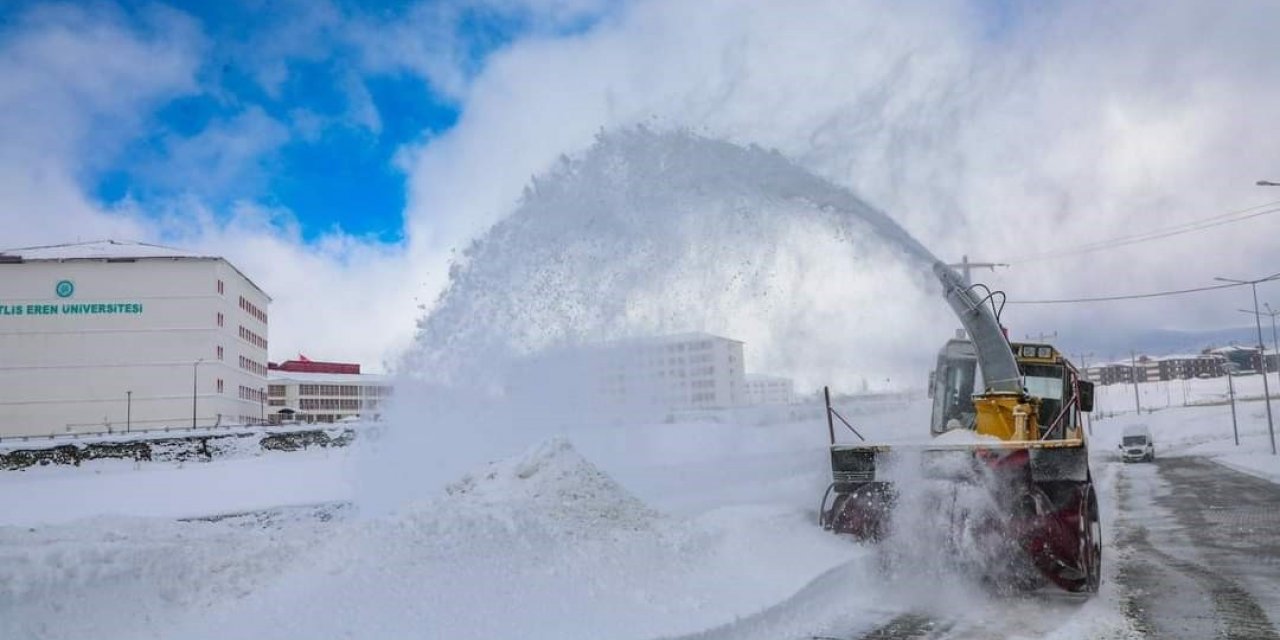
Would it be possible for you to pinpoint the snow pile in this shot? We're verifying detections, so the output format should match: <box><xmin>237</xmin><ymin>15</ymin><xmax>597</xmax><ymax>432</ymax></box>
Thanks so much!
<box><xmin>0</xmin><ymin>515</ymin><xmax>318</xmax><ymax>640</ymax></box>
<box><xmin>0</xmin><ymin>437</ymin><xmax>859</xmax><ymax>640</ymax></box>
<box><xmin>441</xmin><ymin>436</ymin><xmax>659</xmax><ymax>531</ymax></box>
<box><xmin>1211</xmin><ymin>450</ymin><xmax>1280</xmax><ymax>482</ymax></box>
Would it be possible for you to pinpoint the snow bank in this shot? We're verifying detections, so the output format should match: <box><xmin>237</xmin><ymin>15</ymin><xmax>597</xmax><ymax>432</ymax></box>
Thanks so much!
<box><xmin>1207</xmin><ymin>452</ymin><xmax>1280</xmax><ymax>483</ymax></box>
<box><xmin>0</xmin><ymin>447</ymin><xmax>356</xmax><ymax>526</ymax></box>
<box><xmin>169</xmin><ymin>437</ymin><xmax>860</xmax><ymax>640</ymax></box>
<box><xmin>3</xmin><ymin>437</ymin><xmax>860</xmax><ymax>640</ymax></box>
<box><xmin>442</xmin><ymin>436</ymin><xmax>657</xmax><ymax>529</ymax></box>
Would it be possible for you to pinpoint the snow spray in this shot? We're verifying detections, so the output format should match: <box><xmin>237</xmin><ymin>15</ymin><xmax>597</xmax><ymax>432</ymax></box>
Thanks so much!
<box><xmin>360</xmin><ymin>128</ymin><xmax>952</xmax><ymax>512</ymax></box>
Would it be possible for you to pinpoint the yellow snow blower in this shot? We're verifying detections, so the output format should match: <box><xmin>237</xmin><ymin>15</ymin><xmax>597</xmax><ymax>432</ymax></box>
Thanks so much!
<box><xmin>819</xmin><ymin>263</ymin><xmax>1101</xmax><ymax>593</ymax></box>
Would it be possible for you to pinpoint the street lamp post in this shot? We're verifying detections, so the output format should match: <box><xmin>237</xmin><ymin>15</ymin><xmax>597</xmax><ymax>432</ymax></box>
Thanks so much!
<box><xmin>1266</xmin><ymin>303</ymin><xmax>1279</xmax><ymax>380</ymax></box>
<box><xmin>1216</xmin><ymin>273</ymin><xmax>1280</xmax><ymax>455</ymax></box>
<box><xmin>126</xmin><ymin>390</ymin><xmax>132</xmax><ymax>432</ymax></box>
<box><xmin>1239</xmin><ymin>304</ymin><xmax>1280</xmax><ymax>385</ymax></box>
<box><xmin>1226</xmin><ymin>364</ymin><xmax>1240</xmax><ymax>446</ymax></box>
<box><xmin>192</xmin><ymin>359</ymin><xmax>203</xmax><ymax>430</ymax></box>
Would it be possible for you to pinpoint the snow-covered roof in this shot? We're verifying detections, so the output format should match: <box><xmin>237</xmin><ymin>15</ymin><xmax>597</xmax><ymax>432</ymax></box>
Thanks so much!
<box><xmin>1088</xmin><ymin>352</ymin><xmax>1227</xmax><ymax>369</ymax></box>
<box><xmin>268</xmin><ymin>371</ymin><xmax>390</xmax><ymax>384</ymax></box>
<box><xmin>1</xmin><ymin>239</ymin><xmax>271</xmax><ymax>301</ymax></box>
<box><xmin>0</xmin><ymin>239</ymin><xmax>212</xmax><ymax>261</ymax></box>
<box><xmin>1158</xmin><ymin>353</ymin><xmax>1225</xmax><ymax>361</ymax></box>
<box><xmin>1209</xmin><ymin>345</ymin><xmax>1258</xmax><ymax>354</ymax></box>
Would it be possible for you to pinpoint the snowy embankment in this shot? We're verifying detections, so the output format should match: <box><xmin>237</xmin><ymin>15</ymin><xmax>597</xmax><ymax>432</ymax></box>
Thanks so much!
<box><xmin>1092</xmin><ymin>373</ymin><xmax>1280</xmax><ymax>483</ymax></box>
<box><xmin>0</xmin><ymin>396</ymin><xmax>1148</xmax><ymax>639</ymax></box>
<box><xmin>0</xmin><ymin>435</ymin><xmax>861</xmax><ymax>640</ymax></box>
<box><xmin>0</xmin><ymin>447</ymin><xmax>356</xmax><ymax>526</ymax></box>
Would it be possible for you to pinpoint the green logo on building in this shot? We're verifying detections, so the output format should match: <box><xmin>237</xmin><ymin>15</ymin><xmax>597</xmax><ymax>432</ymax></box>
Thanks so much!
<box><xmin>55</xmin><ymin>280</ymin><xmax>75</xmax><ymax>298</ymax></box>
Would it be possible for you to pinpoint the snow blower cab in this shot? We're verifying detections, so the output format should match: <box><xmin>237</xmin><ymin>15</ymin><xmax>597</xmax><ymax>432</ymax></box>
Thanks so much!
<box><xmin>930</xmin><ymin>338</ymin><xmax>1094</xmax><ymax>443</ymax></box>
<box><xmin>819</xmin><ymin>263</ymin><xmax>1102</xmax><ymax>594</ymax></box>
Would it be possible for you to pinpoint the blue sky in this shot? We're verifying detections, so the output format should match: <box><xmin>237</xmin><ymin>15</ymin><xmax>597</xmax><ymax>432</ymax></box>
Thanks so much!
<box><xmin>4</xmin><ymin>0</ymin><xmax>1277</xmax><ymax>374</ymax></box>
<box><xmin>5</xmin><ymin>0</ymin><xmax>605</xmax><ymax>243</ymax></box>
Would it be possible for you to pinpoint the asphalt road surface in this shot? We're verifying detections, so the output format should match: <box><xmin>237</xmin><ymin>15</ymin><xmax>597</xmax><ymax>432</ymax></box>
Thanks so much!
<box><xmin>1115</xmin><ymin>456</ymin><xmax>1280</xmax><ymax>639</ymax></box>
<box><xmin>835</xmin><ymin>456</ymin><xmax>1280</xmax><ymax>640</ymax></box>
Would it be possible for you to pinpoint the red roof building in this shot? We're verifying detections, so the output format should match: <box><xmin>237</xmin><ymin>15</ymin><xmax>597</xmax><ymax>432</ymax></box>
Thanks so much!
<box><xmin>269</xmin><ymin>358</ymin><xmax>361</xmax><ymax>375</ymax></box>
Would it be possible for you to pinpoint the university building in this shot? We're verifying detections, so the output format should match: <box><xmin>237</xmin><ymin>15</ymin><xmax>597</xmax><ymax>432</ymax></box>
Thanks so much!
<box><xmin>267</xmin><ymin>358</ymin><xmax>393</xmax><ymax>424</ymax></box>
<box><xmin>0</xmin><ymin>240</ymin><xmax>270</xmax><ymax>438</ymax></box>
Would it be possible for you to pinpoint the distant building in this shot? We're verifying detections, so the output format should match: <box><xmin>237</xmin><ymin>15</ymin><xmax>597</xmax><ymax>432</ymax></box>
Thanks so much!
<box><xmin>744</xmin><ymin>374</ymin><xmax>795</xmax><ymax>405</ymax></box>
<box><xmin>1086</xmin><ymin>353</ymin><xmax>1229</xmax><ymax>386</ymax></box>
<box><xmin>1209</xmin><ymin>346</ymin><xmax>1275</xmax><ymax>374</ymax></box>
<box><xmin>267</xmin><ymin>358</ymin><xmax>393</xmax><ymax>424</ymax></box>
<box><xmin>0</xmin><ymin>240</ymin><xmax>269</xmax><ymax>438</ymax></box>
<box><xmin>508</xmin><ymin>332</ymin><xmax>747</xmax><ymax>413</ymax></box>
<box><xmin>597</xmin><ymin>332</ymin><xmax>746</xmax><ymax>410</ymax></box>
<box><xmin>1156</xmin><ymin>354</ymin><xmax>1227</xmax><ymax>380</ymax></box>
<box><xmin>1088</xmin><ymin>363</ymin><xmax>1148</xmax><ymax>386</ymax></box>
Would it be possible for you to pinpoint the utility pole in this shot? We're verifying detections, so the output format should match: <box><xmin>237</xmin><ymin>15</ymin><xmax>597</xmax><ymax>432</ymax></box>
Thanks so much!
<box><xmin>1072</xmin><ymin>352</ymin><xmax>1095</xmax><ymax>434</ymax></box>
<box><xmin>1227</xmin><ymin>364</ymin><xmax>1240</xmax><ymax>446</ymax></box>
<box><xmin>1130</xmin><ymin>350</ymin><xmax>1142</xmax><ymax>414</ymax></box>
<box><xmin>1073</xmin><ymin>353</ymin><xmax>1094</xmax><ymax>370</ymax></box>
<box><xmin>1216</xmin><ymin>273</ymin><xmax>1280</xmax><ymax>454</ymax></box>
<box><xmin>1268</xmin><ymin>303</ymin><xmax>1279</xmax><ymax>376</ymax></box>
<box><xmin>1238</xmin><ymin>305</ymin><xmax>1280</xmax><ymax>382</ymax></box>
<box><xmin>192</xmin><ymin>359</ymin><xmax>203</xmax><ymax>430</ymax></box>
<box><xmin>946</xmin><ymin>255</ymin><xmax>1008</xmax><ymax>287</ymax></box>
<box><xmin>126</xmin><ymin>390</ymin><xmax>132</xmax><ymax>433</ymax></box>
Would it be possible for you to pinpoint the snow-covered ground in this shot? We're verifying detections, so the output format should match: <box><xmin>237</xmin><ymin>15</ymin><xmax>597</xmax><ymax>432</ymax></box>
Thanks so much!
<box><xmin>1091</xmin><ymin>373</ymin><xmax>1280</xmax><ymax>481</ymax></box>
<box><xmin>0</xmin><ymin>396</ymin><xmax>1129</xmax><ymax>640</ymax></box>
<box><xmin>1</xmin><ymin>412</ymin><xmax>869</xmax><ymax>640</ymax></box>
<box><xmin>3</xmin><ymin>374</ymin><xmax>1275</xmax><ymax>639</ymax></box>
<box><xmin>0</xmin><ymin>448</ymin><xmax>356</xmax><ymax>526</ymax></box>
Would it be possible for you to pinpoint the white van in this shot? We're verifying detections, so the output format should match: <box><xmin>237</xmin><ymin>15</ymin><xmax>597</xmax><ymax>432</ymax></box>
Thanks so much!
<box><xmin>1120</xmin><ymin>424</ymin><xmax>1155</xmax><ymax>462</ymax></box>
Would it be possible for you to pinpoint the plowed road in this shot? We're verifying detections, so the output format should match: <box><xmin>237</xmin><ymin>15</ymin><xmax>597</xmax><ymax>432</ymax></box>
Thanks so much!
<box><xmin>840</xmin><ymin>456</ymin><xmax>1280</xmax><ymax>640</ymax></box>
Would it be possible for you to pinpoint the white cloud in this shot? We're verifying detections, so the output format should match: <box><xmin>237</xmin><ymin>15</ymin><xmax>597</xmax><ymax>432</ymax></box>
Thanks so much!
<box><xmin>0</xmin><ymin>3</ymin><xmax>201</xmax><ymax>244</ymax></box>
<box><xmin>0</xmin><ymin>4</ymin><xmax>416</xmax><ymax>372</ymax></box>
<box><xmin>396</xmin><ymin>0</ymin><xmax>1280</xmax><ymax>378</ymax></box>
<box><xmin>8</xmin><ymin>0</ymin><xmax>1280</xmax><ymax>382</ymax></box>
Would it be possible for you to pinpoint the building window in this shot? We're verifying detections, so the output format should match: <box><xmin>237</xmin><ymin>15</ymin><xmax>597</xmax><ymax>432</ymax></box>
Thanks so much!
<box><xmin>217</xmin><ymin>379</ymin><xmax>224</xmax><ymax>393</ymax></box>
<box><xmin>217</xmin><ymin>279</ymin><xmax>224</xmax><ymax>295</ymax></box>
<box><xmin>217</xmin><ymin>345</ymin><xmax>223</xmax><ymax>361</ymax></box>
<box><xmin>217</xmin><ymin>312</ymin><xmax>224</xmax><ymax>327</ymax></box>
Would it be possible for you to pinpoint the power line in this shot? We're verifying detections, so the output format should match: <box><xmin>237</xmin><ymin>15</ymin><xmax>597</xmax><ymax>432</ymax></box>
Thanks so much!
<box><xmin>1006</xmin><ymin>278</ymin><xmax>1278</xmax><ymax>305</ymax></box>
<box><xmin>1003</xmin><ymin>200</ymin><xmax>1280</xmax><ymax>264</ymax></box>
